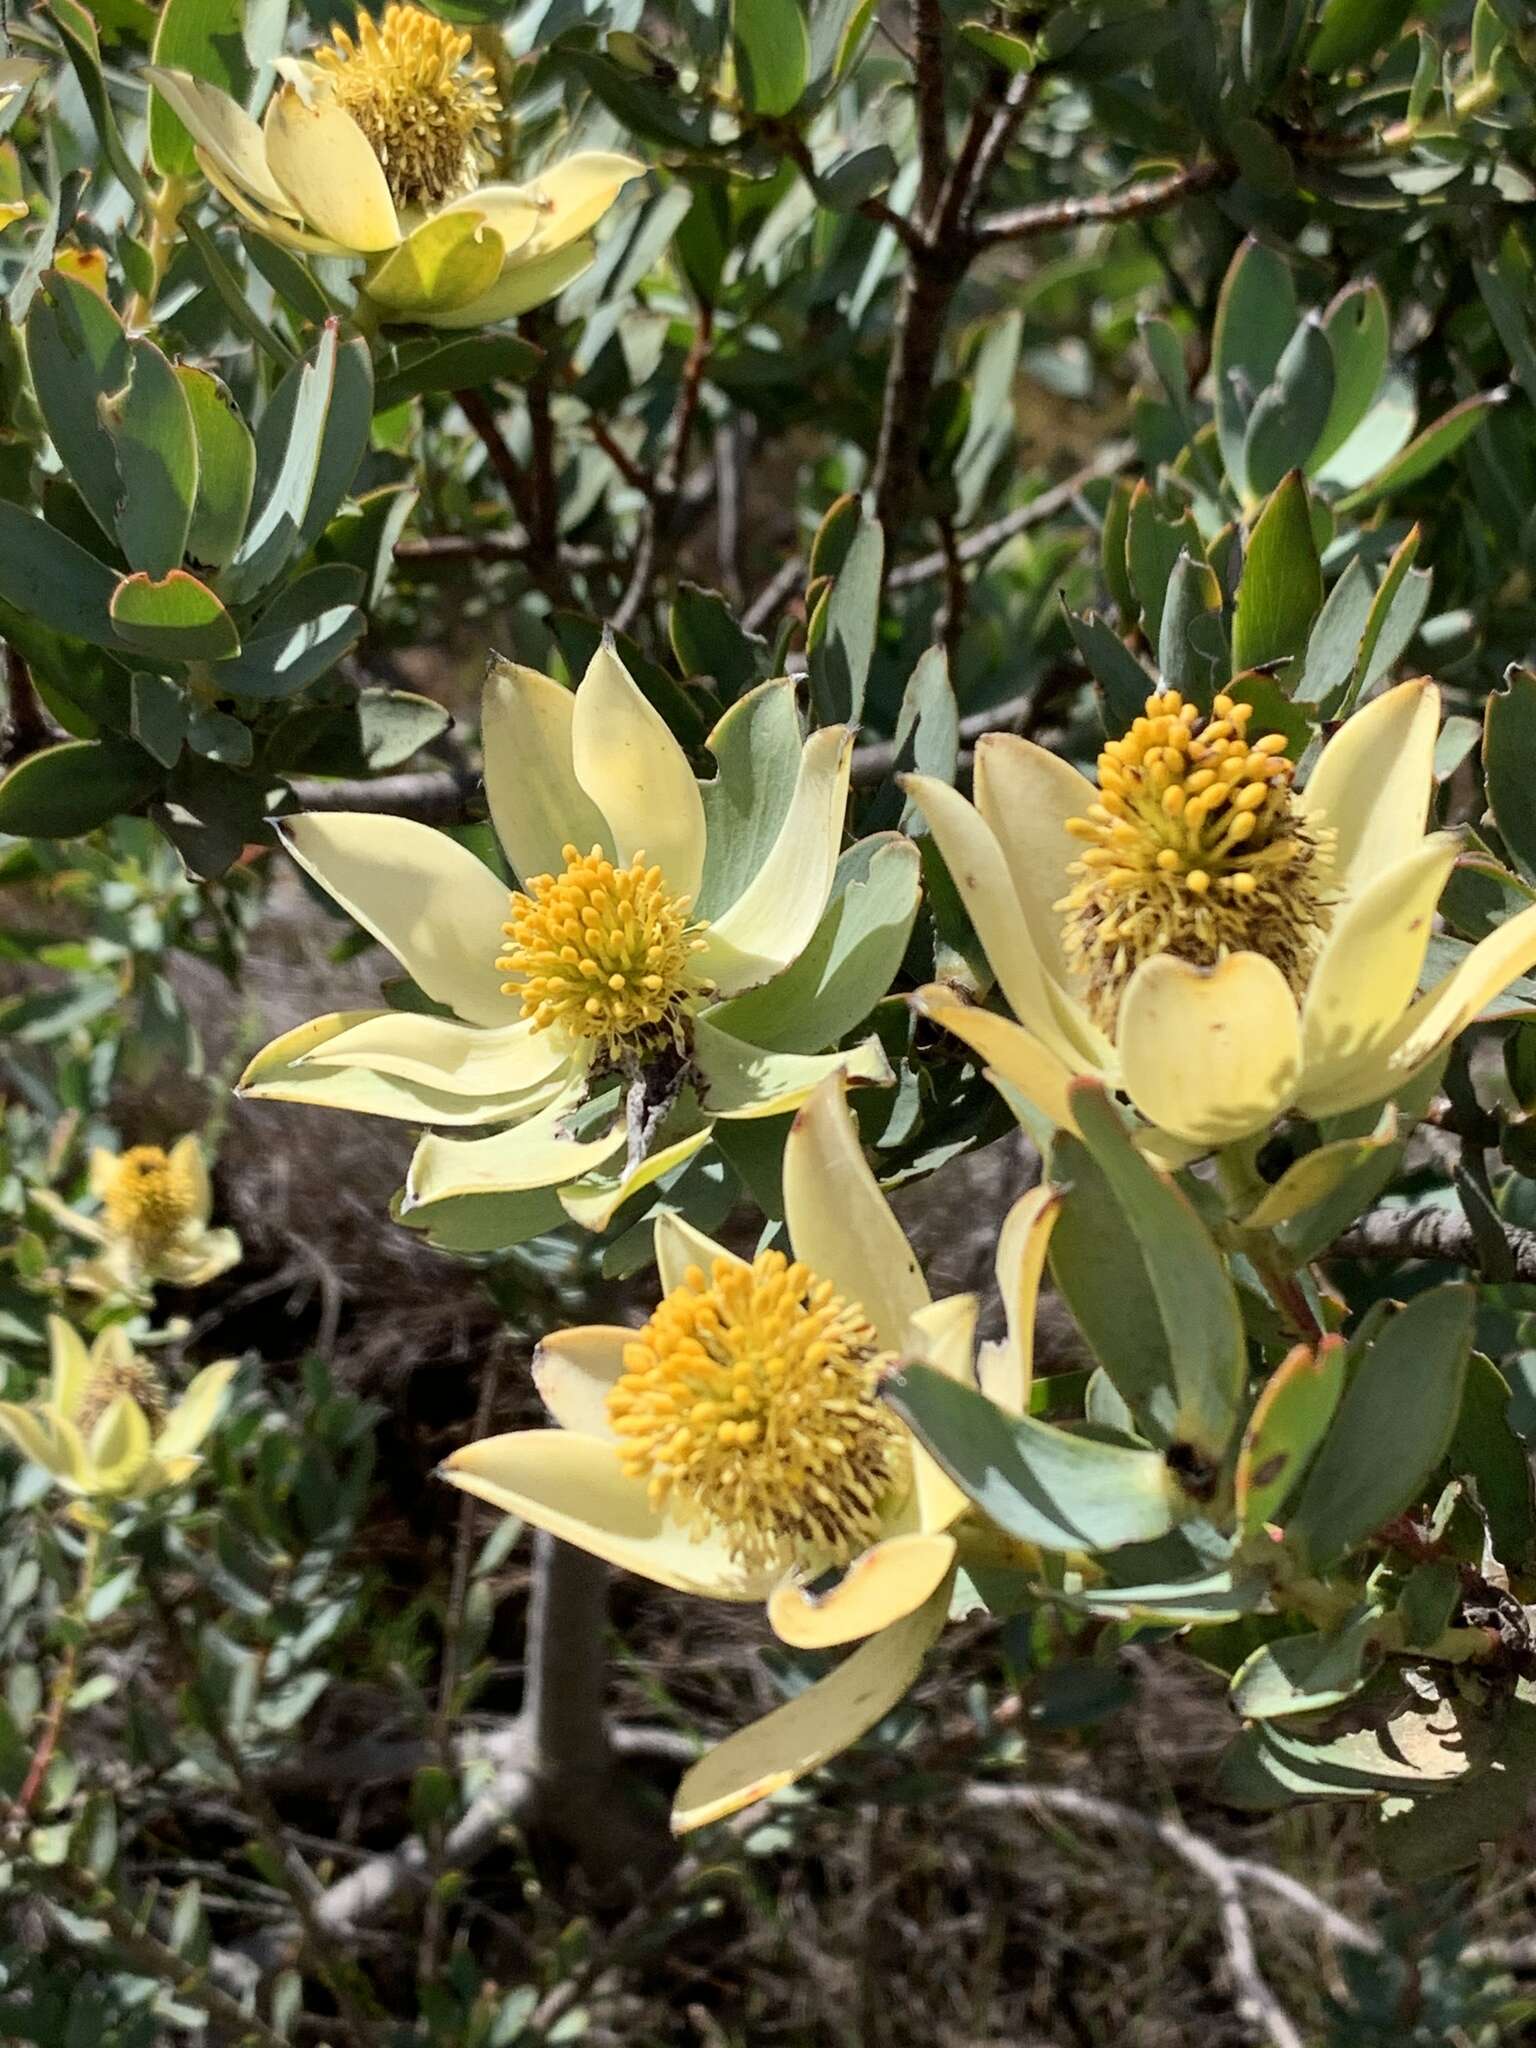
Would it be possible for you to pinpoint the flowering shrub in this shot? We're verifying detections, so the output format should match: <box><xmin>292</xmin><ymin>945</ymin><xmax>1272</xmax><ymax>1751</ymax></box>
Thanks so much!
<box><xmin>3</xmin><ymin>0</ymin><xmax>1536</xmax><ymax>2040</ymax></box>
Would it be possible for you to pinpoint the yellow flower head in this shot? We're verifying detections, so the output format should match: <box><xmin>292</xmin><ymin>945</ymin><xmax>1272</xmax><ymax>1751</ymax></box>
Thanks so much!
<box><xmin>35</xmin><ymin>1134</ymin><xmax>241</xmax><ymax>1304</ymax></box>
<box><xmin>239</xmin><ymin>645</ymin><xmax>900</xmax><ymax>1232</ymax></box>
<box><xmin>314</xmin><ymin>5</ymin><xmax>500</xmax><ymax>212</ymax></box>
<box><xmin>906</xmin><ymin>679</ymin><xmax>1536</xmax><ymax>1152</ymax></box>
<box><xmin>100</xmin><ymin>1144</ymin><xmax>201</xmax><ymax>1260</ymax></box>
<box><xmin>440</xmin><ymin>1075</ymin><xmax>1058</xmax><ymax>1832</ymax></box>
<box><xmin>498</xmin><ymin>843</ymin><xmax>714</xmax><ymax>1058</ymax></box>
<box><xmin>608</xmin><ymin>1250</ymin><xmax>907</xmax><ymax>1575</ymax></box>
<box><xmin>147</xmin><ymin>17</ymin><xmax>643</xmax><ymax>327</ymax></box>
<box><xmin>0</xmin><ymin>1319</ymin><xmax>235</xmax><ymax>1502</ymax></box>
<box><xmin>1060</xmin><ymin>691</ymin><xmax>1332</xmax><ymax>1035</ymax></box>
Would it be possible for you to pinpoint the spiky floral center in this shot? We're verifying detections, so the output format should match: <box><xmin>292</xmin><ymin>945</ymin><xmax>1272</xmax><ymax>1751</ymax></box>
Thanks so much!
<box><xmin>75</xmin><ymin>1351</ymin><xmax>166</xmax><ymax>1438</ymax></box>
<box><xmin>497</xmin><ymin>844</ymin><xmax>713</xmax><ymax>1058</ymax></box>
<box><xmin>314</xmin><ymin>3</ymin><xmax>500</xmax><ymax>211</ymax></box>
<box><xmin>1059</xmin><ymin>690</ymin><xmax>1331</xmax><ymax>1036</ymax></box>
<box><xmin>606</xmin><ymin>1252</ymin><xmax>908</xmax><ymax>1575</ymax></box>
<box><xmin>101</xmin><ymin>1146</ymin><xmax>197</xmax><ymax>1259</ymax></box>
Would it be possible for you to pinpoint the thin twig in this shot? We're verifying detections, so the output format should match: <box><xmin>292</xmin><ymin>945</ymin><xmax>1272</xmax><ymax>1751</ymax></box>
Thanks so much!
<box><xmin>964</xmin><ymin>1784</ymin><xmax>1318</xmax><ymax>2048</ymax></box>
<box><xmin>614</xmin><ymin>303</ymin><xmax>715</xmax><ymax>633</ymax></box>
<box><xmin>888</xmin><ymin>438</ymin><xmax>1135</xmax><ymax>585</ymax></box>
<box><xmin>974</xmin><ymin>160</ymin><xmax>1229</xmax><ymax>247</ymax></box>
<box><xmin>742</xmin><ymin>554</ymin><xmax>806</xmax><ymax>635</ymax></box>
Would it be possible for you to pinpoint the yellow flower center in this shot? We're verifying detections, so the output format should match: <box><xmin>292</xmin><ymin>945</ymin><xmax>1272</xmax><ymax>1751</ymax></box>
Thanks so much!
<box><xmin>314</xmin><ymin>3</ymin><xmax>500</xmax><ymax>212</ymax></box>
<box><xmin>102</xmin><ymin>1146</ymin><xmax>197</xmax><ymax>1259</ymax></box>
<box><xmin>497</xmin><ymin>843</ymin><xmax>713</xmax><ymax>1060</ymax></box>
<box><xmin>1059</xmin><ymin>690</ymin><xmax>1331</xmax><ymax>1036</ymax></box>
<box><xmin>607</xmin><ymin>1252</ymin><xmax>908</xmax><ymax>1575</ymax></box>
<box><xmin>75</xmin><ymin>1352</ymin><xmax>166</xmax><ymax>1438</ymax></box>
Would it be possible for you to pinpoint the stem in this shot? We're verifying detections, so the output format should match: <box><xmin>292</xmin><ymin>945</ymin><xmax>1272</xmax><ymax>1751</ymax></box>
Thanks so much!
<box><xmin>123</xmin><ymin>174</ymin><xmax>190</xmax><ymax>333</ymax></box>
<box><xmin>8</xmin><ymin>1520</ymin><xmax>99</xmax><ymax>1824</ymax></box>
<box><xmin>522</xmin><ymin>1532</ymin><xmax>612</xmax><ymax>1785</ymax></box>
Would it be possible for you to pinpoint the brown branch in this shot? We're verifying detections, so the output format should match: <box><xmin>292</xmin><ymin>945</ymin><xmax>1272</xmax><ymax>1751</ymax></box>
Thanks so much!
<box><xmin>888</xmin><ymin>438</ymin><xmax>1135</xmax><ymax>586</ymax></box>
<box><xmin>614</xmin><ymin>302</ymin><xmax>715</xmax><ymax>633</ymax></box>
<box><xmin>1332</xmin><ymin>1203</ymin><xmax>1536</xmax><ymax>1279</ymax></box>
<box><xmin>283</xmin><ymin>767</ymin><xmax>477</xmax><ymax>823</ymax></box>
<box><xmin>911</xmin><ymin>0</ymin><xmax>950</xmax><ymax>220</ymax></box>
<box><xmin>453</xmin><ymin>386</ymin><xmax>567</xmax><ymax>607</ymax></box>
<box><xmin>974</xmin><ymin>159</ymin><xmax>1229</xmax><ymax>247</ymax></box>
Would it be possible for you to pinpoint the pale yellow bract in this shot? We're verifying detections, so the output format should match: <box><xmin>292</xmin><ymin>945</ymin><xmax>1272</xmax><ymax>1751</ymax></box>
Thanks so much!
<box><xmin>440</xmin><ymin>1074</ymin><xmax>1060</xmax><ymax>1831</ymax></box>
<box><xmin>0</xmin><ymin>1318</ymin><xmax>235</xmax><ymax>1502</ymax></box>
<box><xmin>147</xmin><ymin>4</ymin><xmax>642</xmax><ymax>327</ymax></box>
<box><xmin>906</xmin><ymin>677</ymin><xmax>1536</xmax><ymax>1151</ymax></box>
<box><xmin>35</xmin><ymin>1134</ymin><xmax>242</xmax><ymax>1304</ymax></box>
<box><xmin>239</xmin><ymin>643</ymin><xmax>890</xmax><ymax>1224</ymax></box>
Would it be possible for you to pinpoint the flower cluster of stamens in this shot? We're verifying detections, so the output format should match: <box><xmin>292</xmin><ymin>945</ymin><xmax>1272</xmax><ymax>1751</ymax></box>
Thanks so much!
<box><xmin>75</xmin><ymin>1351</ymin><xmax>166</xmax><ymax>1439</ymax></box>
<box><xmin>606</xmin><ymin>1253</ymin><xmax>908</xmax><ymax>1575</ymax></box>
<box><xmin>1058</xmin><ymin>690</ymin><xmax>1331</xmax><ymax>1035</ymax></box>
<box><xmin>102</xmin><ymin>1147</ymin><xmax>197</xmax><ymax>1259</ymax></box>
<box><xmin>314</xmin><ymin>3</ymin><xmax>500</xmax><ymax>211</ymax></box>
<box><xmin>497</xmin><ymin>844</ymin><xmax>712</xmax><ymax>1058</ymax></box>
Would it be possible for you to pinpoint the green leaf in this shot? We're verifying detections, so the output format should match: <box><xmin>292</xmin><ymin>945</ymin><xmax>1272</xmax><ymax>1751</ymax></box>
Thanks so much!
<box><xmin>43</xmin><ymin>0</ymin><xmax>148</xmax><ymax>205</ymax></box>
<box><xmin>892</xmin><ymin>644</ymin><xmax>959</xmax><ymax>807</ymax></box>
<box><xmin>1378</xmin><ymin>1700</ymin><xmax>1536</xmax><ymax>1879</ymax></box>
<box><xmin>1065</xmin><ymin>608</ymin><xmax>1153</xmax><ymax>733</ymax></box>
<box><xmin>221</xmin><ymin>603</ymin><xmax>363</xmax><ymax>700</ymax></box>
<box><xmin>883</xmin><ymin>1363</ymin><xmax>1181</xmax><ymax>1553</ymax></box>
<box><xmin>1069</xmin><ymin>1080</ymin><xmax>1246</xmax><ymax>1462</ymax></box>
<box><xmin>0</xmin><ymin>737</ymin><xmax>161</xmax><ymax>836</ymax></box>
<box><xmin>733</xmin><ymin>0</ymin><xmax>811</xmax><ymax>115</ymax></box>
<box><xmin>1334</xmin><ymin>391</ymin><xmax>1506</xmax><ymax>516</ymax></box>
<box><xmin>958</xmin><ymin>21</ymin><xmax>1038</xmax><ymax>70</ymax></box>
<box><xmin>148</xmin><ymin>0</ymin><xmax>250</xmax><ymax>179</ymax></box>
<box><xmin>25</xmin><ymin>269</ymin><xmax>129</xmax><ymax>545</ymax></box>
<box><xmin>807</xmin><ymin>513</ymin><xmax>882</xmax><ymax>725</ymax></box>
<box><xmin>1473</xmin><ymin>232</ymin><xmax>1536</xmax><ymax>419</ymax></box>
<box><xmin>1346</xmin><ymin>522</ymin><xmax>1427</xmax><ymax>710</ymax></box>
<box><xmin>223</xmin><ymin>323</ymin><xmax>340</xmax><ymax>603</ymax></box>
<box><xmin>706</xmin><ymin>835</ymin><xmax>921</xmax><ymax>1053</ymax></box>
<box><xmin>109</xmin><ymin>570</ymin><xmax>240</xmax><ymax>662</ymax></box>
<box><xmin>670</xmin><ymin>583</ymin><xmax>768</xmax><ymax>702</ymax></box>
<box><xmin>372</xmin><ymin>331</ymin><xmax>540</xmax><ymax>412</ymax></box>
<box><xmin>1212</xmin><ymin>238</ymin><xmax>1298</xmax><ymax>500</ymax></box>
<box><xmin>104</xmin><ymin>340</ymin><xmax>199</xmax><ymax>579</ymax></box>
<box><xmin>1287</xmin><ymin>1286</ymin><xmax>1475</xmax><ymax>1572</ymax></box>
<box><xmin>1157</xmin><ymin>550</ymin><xmax>1225</xmax><ymax>701</ymax></box>
<box><xmin>1231</xmin><ymin>470</ymin><xmax>1322</xmax><ymax>673</ymax></box>
<box><xmin>130</xmin><ymin>670</ymin><xmax>189</xmax><ymax>769</ymax></box>
<box><xmin>697</xmin><ymin>677</ymin><xmax>804</xmax><ymax>919</ymax></box>
<box><xmin>297</xmin><ymin>336</ymin><xmax>374</xmax><ymax>557</ymax></box>
<box><xmin>1482</xmin><ymin>666</ymin><xmax>1536</xmax><ymax>886</ymax></box>
<box><xmin>352</xmin><ymin>689</ymin><xmax>452</xmax><ymax>771</ymax></box>
<box><xmin>1221</xmin><ymin>1698</ymin><xmax>1481</xmax><ymax>1809</ymax></box>
<box><xmin>0</xmin><ymin>500</ymin><xmax>119</xmax><ymax>647</ymax></box>
<box><xmin>1048</xmin><ymin>1132</ymin><xmax>1178</xmax><ymax>1445</ymax></box>
<box><xmin>1125</xmin><ymin>480</ymin><xmax>1204</xmax><ymax>648</ymax></box>
<box><xmin>1308</xmin><ymin>0</ymin><xmax>1413</xmax><ymax>72</ymax></box>
<box><xmin>1235</xmin><ymin>1333</ymin><xmax>1346</xmax><ymax>1533</ymax></box>
<box><xmin>1243</xmin><ymin>314</ymin><xmax>1335</xmax><ymax>497</ymax></box>
<box><xmin>1292</xmin><ymin>556</ymin><xmax>1373</xmax><ymax>709</ymax></box>
<box><xmin>1311</xmin><ymin>281</ymin><xmax>1391</xmax><ymax>473</ymax></box>
<box><xmin>1448</xmin><ymin>1353</ymin><xmax>1536</xmax><ymax>1575</ymax></box>
<box><xmin>1230</xmin><ymin>1606</ymin><xmax>1381</xmax><ymax>1718</ymax></box>
<box><xmin>176</xmin><ymin>366</ymin><xmax>256</xmax><ymax>570</ymax></box>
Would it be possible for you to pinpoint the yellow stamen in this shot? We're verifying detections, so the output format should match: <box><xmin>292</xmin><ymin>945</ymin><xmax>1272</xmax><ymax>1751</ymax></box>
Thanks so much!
<box><xmin>314</xmin><ymin>3</ymin><xmax>500</xmax><ymax>212</ymax></box>
<box><xmin>606</xmin><ymin>1252</ymin><xmax>908</xmax><ymax>1574</ymax></box>
<box><xmin>1056</xmin><ymin>690</ymin><xmax>1332</xmax><ymax>1035</ymax></box>
<box><xmin>75</xmin><ymin>1349</ymin><xmax>166</xmax><ymax>1438</ymax></box>
<box><xmin>101</xmin><ymin>1146</ymin><xmax>198</xmax><ymax>1260</ymax></box>
<box><xmin>497</xmin><ymin>844</ymin><xmax>712</xmax><ymax>1058</ymax></box>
